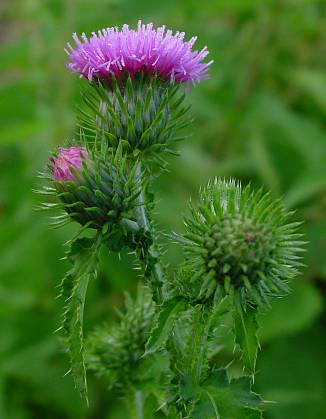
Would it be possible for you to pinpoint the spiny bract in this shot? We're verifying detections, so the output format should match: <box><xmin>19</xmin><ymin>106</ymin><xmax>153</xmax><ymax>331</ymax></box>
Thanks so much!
<box><xmin>79</xmin><ymin>73</ymin><xmax>190</xmax><ymax>154</ymax></box>
<box><xmin>175</xmin><ymin>179</ymin><xmax>305</xmax><ymax>307</ymax></box>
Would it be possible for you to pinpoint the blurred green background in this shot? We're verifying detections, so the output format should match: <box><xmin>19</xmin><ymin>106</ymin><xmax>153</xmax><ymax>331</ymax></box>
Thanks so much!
<box><xmin>1</xmin><ymin>0</ymin><xmax>325</xmax><ymax>418</ymax></box>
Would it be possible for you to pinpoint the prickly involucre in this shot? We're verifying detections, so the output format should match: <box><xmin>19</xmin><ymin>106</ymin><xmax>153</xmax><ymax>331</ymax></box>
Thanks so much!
<box><xmin>175</xmin><ymin>179</ymin><xmax>305</xmax><ymax>308</ymax></box>
<box><xmin>86</xmin><ymin>286</ymin><xmax>156</xmax><ymax>388</ymax></box>
<box><xmin>46</xmin><ymin>146</ymin><xmax>139</xmax><ymax>231</ymax></box>
<box><xmin>80</xmin><ymin>74</ymin><xmax>191</xmax><ymax>153</ymax></box>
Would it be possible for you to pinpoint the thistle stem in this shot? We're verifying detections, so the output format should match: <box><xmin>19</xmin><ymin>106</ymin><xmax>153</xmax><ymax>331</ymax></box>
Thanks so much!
<box><xmin>134</xmin><ymin>162</ymin><xmax>167</xmax><ymax>302</ymax></box>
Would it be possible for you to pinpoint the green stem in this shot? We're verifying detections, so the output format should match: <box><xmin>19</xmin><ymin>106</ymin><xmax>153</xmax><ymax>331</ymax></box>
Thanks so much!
<box><xmin>134</xmin><ymin>162</ymin><xmax>167</xmax><ymax>302</ymax></box>
<box><xmin>126</xmin><ymin>388</ymin><xmax>144</xmax><ymax>419</ymax></box>
<box><xmin>134</xmin><ymin>390</ymin><xmax>144</xmax><ymax>419</ymax></box>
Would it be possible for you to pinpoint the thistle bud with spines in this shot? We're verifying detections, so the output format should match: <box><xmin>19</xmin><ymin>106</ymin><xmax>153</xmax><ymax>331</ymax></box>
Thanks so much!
<box><xmin>39</xmin><ymin>144</ymin><xmax>140</xmax><ymax>234</ymax></box>
<box><xmin>86</xmin><ymin>285</ymin><xmax>156</xmax><ymax>389</ymax></box>
<box><xmin>174</xmin><ymin>178</ymin><xmax>305</xmax><ymax>309</ymax></box>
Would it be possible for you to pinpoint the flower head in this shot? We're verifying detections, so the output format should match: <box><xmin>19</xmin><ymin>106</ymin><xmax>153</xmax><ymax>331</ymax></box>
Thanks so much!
<box><xmin>50</xmin><ymin>147</ymin><xmax>88</xmax><ymax>181</ymax></box>
<box><xmin>46</xmin><ymin>146</ymin><xmax>139</xmax><ymax>231</ymax></box>
<box><xmin>174</xmin><ymin>179</ymin><xmax>305</xmax><ymax>308</ymax></box>
<box><xmin>66</xmin><ymin>21</ymin><xmax>212</xmax><ymax>84</ymax></box>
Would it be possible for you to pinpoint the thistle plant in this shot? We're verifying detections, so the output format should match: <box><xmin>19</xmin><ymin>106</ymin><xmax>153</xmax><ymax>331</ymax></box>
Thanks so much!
<box><xmin>37</xmin><ymin>21</ymin><xmax>305</xmax><ymax>418</ymax></box>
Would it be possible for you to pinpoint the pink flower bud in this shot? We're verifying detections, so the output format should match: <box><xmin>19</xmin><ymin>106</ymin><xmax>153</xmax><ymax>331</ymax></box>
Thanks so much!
<box><xmin>50</xmin><ymin>147</ymin><xmax>88</xmax><ymax>181</ymax></box>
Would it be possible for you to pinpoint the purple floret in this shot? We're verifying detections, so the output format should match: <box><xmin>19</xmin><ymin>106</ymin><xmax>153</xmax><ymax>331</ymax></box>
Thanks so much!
<box><xmin>50</xmin><ymin>147</ymin><xmax>88</xmax><ymax>181</ymax></box>
<box><xmin>65</xmin><ymin>21</ymin><xmax>213</xmax><ymax>84</ymax></box>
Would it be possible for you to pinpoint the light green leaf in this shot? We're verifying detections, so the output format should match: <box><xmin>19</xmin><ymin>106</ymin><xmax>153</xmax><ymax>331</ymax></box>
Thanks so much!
<box><xmin>233</xmin><ymin>301</ymin><xmax>259</xmax><ymax>374</ymax></box>
<box><xmin>145</xmin><ymin>297</ymin><xmax>187</xmax><ymax>355</ymax></box>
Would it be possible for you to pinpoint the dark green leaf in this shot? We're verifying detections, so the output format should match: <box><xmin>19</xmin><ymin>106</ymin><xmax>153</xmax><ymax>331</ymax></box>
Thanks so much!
<box><xmin>58</xmin><ymin>236</ymin><xmax>101</xmax><ymax>403</ymax></box>
<box><xmin>192</xmin><ymin>369</ymin><xmax>263</xmax><ymax>419</ymax></box>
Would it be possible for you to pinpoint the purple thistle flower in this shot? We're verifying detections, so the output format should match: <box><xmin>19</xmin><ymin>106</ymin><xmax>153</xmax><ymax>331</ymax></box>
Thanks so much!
<box><xmin>65</xmin><ymin>21</ymin><xmax>213</xmax><ymax>84</ymax></box>
<box><xmin>50</xmin><ymin>147</ymin><xmax>88</xmax><ymax>181</ymax></box>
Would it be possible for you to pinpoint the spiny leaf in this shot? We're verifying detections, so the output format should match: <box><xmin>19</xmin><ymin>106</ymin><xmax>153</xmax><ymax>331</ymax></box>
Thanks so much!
<box><xmin>233</xmin><ymin>298</ymin><xmax>259</xmax><ymax>375</ymax></box>
<box><xmin>179</xmin><ymin>306</ymin><xmax>211</xmax><ymax>384</ymax></box>
<box><xmin>191</xmin><ymin>369</ymin><xmax>263</xmax><ymax>419</ymax></box>
<box><xmin>59</xmin><ymin>235</ymin><xmax>101</xmax><ymax>403</ymax></box>
<box><xmin>145</xmin><ymin>297</ymin><xmax>187</xmax><ymax>355</ymax></box>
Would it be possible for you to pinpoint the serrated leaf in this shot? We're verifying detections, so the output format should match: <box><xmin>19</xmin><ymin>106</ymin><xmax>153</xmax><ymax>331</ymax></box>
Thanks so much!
<box><xmin>145</xmin><ymin>297</ymin><xmax>187</xmax><ymax>355</ymax></box>
<box><xmin>233</xmin><ymin>300</ymin><xmax>259</xmax><ymax>374</ymax></box>
<box><xmin>191</xmin><ymin>369</ymin><xmax>263</xmax><ymax>419</ymax></box>
<box><xmin>180</xmin><ymin>374</ymin><xmax>199</xmax><ymax>401</ymax></box>
<box><xmin>133</xmin><ymin>352</ymin><xmax>172</xmax><ymax>415</ymax></box>
<box><xmin>211</xmin><ymin>295</ymin><xmax>231</xmax><ymax>320</ymax></box>
<box><xmin>191</xmin><ymin>389</ymin><xmax>220</xmax><ymax>419</ymax></box>
<box><xmin>184</xmin><ymin>306</ymin><xmax>211</xmax><ymax>384</ymax></box>
<box><xmin>59</xmin><ymin>236</ymin><xmax>101</xmax><ymax>403</ymax></box>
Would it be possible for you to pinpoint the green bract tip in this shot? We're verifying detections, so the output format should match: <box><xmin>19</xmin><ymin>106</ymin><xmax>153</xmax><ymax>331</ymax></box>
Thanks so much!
<box><xmin>174</xmin><ymin>178</ymin><xmax>305</xmax><ymax>308</ymax></box>
<box><xmin>79</xmin><ymin>73</ymin><xmax>191</xmax><ymax>156</ymax></box>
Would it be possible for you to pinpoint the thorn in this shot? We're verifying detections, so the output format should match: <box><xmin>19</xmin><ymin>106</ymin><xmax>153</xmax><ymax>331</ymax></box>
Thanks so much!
<box><xmin>53</xmin><ymin>327</ymin><xmax>62</xmax><ymax>336</ymax></box>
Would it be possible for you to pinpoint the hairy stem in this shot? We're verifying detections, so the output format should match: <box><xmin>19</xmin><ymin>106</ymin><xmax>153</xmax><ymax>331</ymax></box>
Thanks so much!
<box><xmin>134</xmin><ymin>162</ymin><xmax>167</xmax><ymax>302</ymax></box>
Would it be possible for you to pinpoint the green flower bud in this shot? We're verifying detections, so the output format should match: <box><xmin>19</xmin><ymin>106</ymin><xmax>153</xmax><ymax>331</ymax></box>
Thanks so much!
<box><xmin>86</xmin><ymin>286</ymin><xmax>155</xmax><ymax>389</ymax></box>
<box><xmin>174</xmin><ymin>179</ymin><xmax>305</xmax><ymax>308</ymax></box>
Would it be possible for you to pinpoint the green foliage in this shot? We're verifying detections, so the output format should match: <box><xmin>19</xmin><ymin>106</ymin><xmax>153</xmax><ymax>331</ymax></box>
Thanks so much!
<box><xmin>174</xmin><ymin>306</ymin><xmax>213</xmax><ymax>386</ymax></box>
<box><xmin>124</xmin><ymin>352</ymin><xmax>172</xmax><ymax>418</ymax></box>
<box><xmin>233</xmin><ymin>301</ymin><xmax>259</xmax><ymax>374</ymax></box>
<box><xmin>58</xmin><ymin>236</ymin><xmax>101</xmax><ymax>403</ymax></box>
<box><xmin>86</xmin><ymin>286</ymin><xmax>172</xmax><ymax>415</ymax></box>
<box><xmin>145</xmin><ymin>296</ymin><xmax>187</xmax><ymax>355</ymax></box>
<box><xmin>185</xmin><ymin>368</ymin><xmax>263</xmax><ymax>418</ymax></box>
